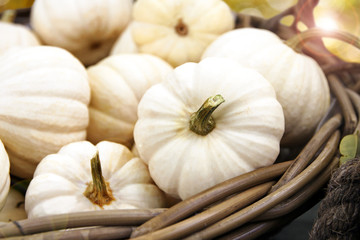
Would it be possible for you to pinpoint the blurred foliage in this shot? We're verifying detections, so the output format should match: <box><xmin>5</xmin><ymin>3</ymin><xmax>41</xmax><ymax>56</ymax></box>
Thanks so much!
<box><xmin>315</xmin><ymin>0</ymin><xmax>360</xmax><ymax>62</ymax></box>
<box><xmin>223</xmin><ymin>0</ymin><xmax>296</xmax><ymax>18</ymax></box>
<box><xmin>0</xmin><ymin>0</ymin><xmax>34</xmax><ymax>12</ymax></box>
<box><xmin>339</xmin><ymin>134</ymin><xmax>360</xmax><ymax>165</ymax></box>
<box><xmin>223</xmin><ymin>0</ymin><xmax>360</xmax><ymax>62</ymax></box>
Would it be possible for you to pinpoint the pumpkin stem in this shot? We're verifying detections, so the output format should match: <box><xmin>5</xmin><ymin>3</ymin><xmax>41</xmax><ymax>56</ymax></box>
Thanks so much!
<box><xmin>285</xmin><ymin>28</ymin><xmax>360</xmax><ymax>52</ymax></box>
<box><xmin>1</xmin><ymin>10</ymin><xmax>16</xmax><ymax>23</ymax></box>
<box><xmin>83</xmin><ymin>152</ymin><xmax>115</xmax><ymax>208</ymax></box>
<box><xmin>175</xmin><ymin>18</ymin><xmax>188</xmax><ymax>36</ymax></box>
<box><xmin>189</xmin><ymin>94</ymin><xmax>225</xmax><ymax>136</ymax></box>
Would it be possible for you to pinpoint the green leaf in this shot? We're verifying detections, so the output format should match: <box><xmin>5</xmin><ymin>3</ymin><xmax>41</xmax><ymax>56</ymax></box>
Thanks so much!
<box><xmin>339</xmin><ymin>134</ymin><xmax>360</xmax><ymax>165</ymax></box>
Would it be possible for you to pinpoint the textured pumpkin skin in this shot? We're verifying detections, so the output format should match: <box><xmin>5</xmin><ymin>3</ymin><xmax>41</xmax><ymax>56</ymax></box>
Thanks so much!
<box><xmin>112</xmin><ymin>0</ymin><xmax>234</xmax><ymax>67</ymax></box>
<box><xmin>134</xmin><ymin>57</ymin><xmax>285</xmax><ymax>200</ymax></box>
<box><xmin>30</xmin><ymin>0</ymin><xmax>133</xmax><ymax>66</ymax></box>
<box><xmin>0</xmin><ymin>46</ymin><xmax>90</xmax><ymax>179</ymax></box>
<box><xmin>87</xmin><ymin>53</ymin><xmax>173</xmax><ymax>148</ymax></box>
<box><xmin>202</xmin><ymin>28</ymin><xmax>331</xmax><ymax>146</ymax></box>
<box><xmin>25</xmin><ymin>141</ymin><xmax>167</xmax><ymax>218</ymax></box>
<box><xmin>0</xmin><ymin>22</ymin><xmax>40</xmax><ymax>55</ymax></box>
<box><xmin>0</xmin><ymin>140</ymin><xmax>10</xmax><ymax>210</ymax></box>
<box><xmin>111</xmin><ymin>23</ymin><xmax>138</xmax><ymax>55</ymax></box>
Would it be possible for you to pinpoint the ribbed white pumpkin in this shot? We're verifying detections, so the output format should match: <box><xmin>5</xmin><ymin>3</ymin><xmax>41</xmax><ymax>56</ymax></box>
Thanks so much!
<box><xmin>30</xmin><ymin>0</ymin><xmax>133</xmax><ymax>65</ymax></box>
<box><xmin>0</xmin><ymin>22</ymin><xmax>40</xmax><ymax>55</ymax></box>
<box><xmin>134</xmin><ymin>57</ymin><xmax>285</xmax><ymax>200</ymax></box>
<box><xmin>0</xmin><ymin>139</ymin><xmax>10</xmax><ymax>210</ymax></box>
<box><xmin>0</xmin><ymin>46</ymin><xmax>90</xmax><ymax>179</ymax></box>
<box><xmin>202</xmin><ymin>28</ymin><xmax>331</xmax><ymax>146</ymax></box>
<box><xmin>87</xmin><ymin>53</ymin><xmax>173</xmax><ymax>148</ymax></box>
<box><xmin>111</xmin><ymin>0</ymin><xmax>235</xmax><ymax>67</ymax></box>
<box><xmin>25</xmin><ymin>141</ymin><xmax>167</xmax><ymax>218</ymax></box>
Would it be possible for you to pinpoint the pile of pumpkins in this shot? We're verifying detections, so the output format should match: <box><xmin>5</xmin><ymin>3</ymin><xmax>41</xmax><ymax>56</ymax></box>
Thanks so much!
<box><xmin>0</xmin><ymin>0</ymin><xmax>330</xmax><ymax>221</ymax></box>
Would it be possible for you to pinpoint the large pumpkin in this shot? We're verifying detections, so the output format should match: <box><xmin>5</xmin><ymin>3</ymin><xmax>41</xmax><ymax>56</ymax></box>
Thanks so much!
<box><xmin>87</xmin><ymin>53</ymin><xmax>173</xmax><ymax>148</ymax></box>
<box><xmin>0</xmin><ymin>21</ymin><xmax>40</xmax><ymax>55</ymax></box>
<box><xmin>30</xmin><ymin>0</ymin><xmax>133</xmax><ymax>66</ymax></box>
<box><xmin>0</xmin><ymin>46</ymin><xmax>90</xmax><ymax>179</ymax></box>
<box><xmin>202</xmin><ymin>28</ymin><xmax>331</xmax><ymax>146</ymax></box>
<box><xmin>134</xmin><ymin>57</ymin><xmax>285</xmax><ymax>200</ymax></box>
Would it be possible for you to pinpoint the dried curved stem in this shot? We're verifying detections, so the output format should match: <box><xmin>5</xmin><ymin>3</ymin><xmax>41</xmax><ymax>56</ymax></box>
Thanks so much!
<box><xmin>183</xmin><ymin>130</ymin><xmax>340</xmax><ymax>240</ymax></box>
<box><xmin>328</xmin><ymin>74</ymin><xmax>357</xmax><ymax>135</ymax></box>
<box><xmin>346</xmin><ymin>88</ymin><xmax>360</xmax><ymax>134</ymax></box>
<box><xmin>3</xmin><ymin>226</ymin><xmax>134</xmax><ymax>240</ymax></box>
<box><xmin>218</xmin><ymin>155</ymin><xmax>339</xmax><ymax>240</ymax></box>
<box><xmin>256</xmin><ymin>154</ymin><xmax>339</xmax><ymax>221</ymax></box>
<box><xmin>0</xmin><ymin>209</ymin><xmax>165</xmax><ymax>238</ymax></box>
<box><xmin>130</xmin><ymin>161</ymin><xmax>292</xmax><ymax>238</ymax></box>
<box><xmin>131</xmin><ymin>182</ymin><xmax>275</xmax><ymax>240</ymax></box>
<box><xmin>270</xmin><ymin>113</ymin><xmax>342</xmax><ymax>193</ymax></box>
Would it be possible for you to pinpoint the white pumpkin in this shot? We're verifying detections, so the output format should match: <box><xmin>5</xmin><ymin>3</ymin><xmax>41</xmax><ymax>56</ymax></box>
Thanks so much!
<box><xmin>0</xmin><ymin>22</ymin><xmax>40</xmax><ymax>55</ymax></box>
<box><xmin>25</xmin><ymin>141</ymin><xmax>167</xmax><ymax>218</ymax></box>
<box><xmin>111</xmin><ymin>0</ymin><xmax>235</xmax><ymax>67</ymax></box>
<box><xmin>0</xmin><ymin>46</ymin><xmax>90</xmax><ymax>179</ymax></box>
<box><xmin>87</xmin><ymin>53</ymin><xmax>173</xmax><ymax>148</ymax></box>
<box><xmin>30</xmin><ymin>0</ymin><xmax>133</xmax><ymax>66</ymax></box>
<box><xmin>134</xmin><ymin>57</ymin><xmax>285</xmax><ymax>200</ymax></box>
<box><xmin>0</xmin><ymin>139</ymin><xmax>10</xmax><ymax>210</ymax></box>
<box><xmin>202</xmin><ymin>28</ymin><xmax>331</xmax><ymax>146</ymax></box>
<box><xmin>110</xmin><ymin>23</ymin><xmax>139</xmax><ymax>55</ymax></box>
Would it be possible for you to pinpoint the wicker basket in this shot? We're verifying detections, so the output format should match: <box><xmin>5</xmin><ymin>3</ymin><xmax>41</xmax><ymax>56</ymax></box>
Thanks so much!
<box><xmin>1</xmin><ymin>0</ymin><xmax>360</xmax><ymax>239</ymax></box>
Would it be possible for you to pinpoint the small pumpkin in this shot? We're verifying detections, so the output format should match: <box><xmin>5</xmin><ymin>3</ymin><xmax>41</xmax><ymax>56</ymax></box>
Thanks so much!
<box><xmin>25</xmin><ymin>141</ymin><xmax>167</xmax><ymax>218</ymax></box>
<box><xmin>87</xmin><ymin>53</ymin><xmax>173</xmax><ymax>148</ymax></box>
<box><xmin>111</xmin><ymin>0</ymin><xmax>235</xmax><ymax>67</ymax></box>
<box><xmin>0</xmin><ymin>139</ymin><xmax>10</xmax><ymax>210</ymax></box>
<box><xmin>134</xmin><ymin>57</ymin><xmax>285</xmax><ymax>200</ymax></box>
<box><xmin>202</xmin><ymin>28</ymin><xmax>331</xmax><ymax>146</ymax></box>
<box><xmin>0</xmin><ymin>21</ymin><xmax>40</xmax><ymax>55</ymax></box>
<box><xmin>30</xmin><ymin>0</ymin><xmax>133</xmax><ymax>66</ymax></box>
<box><xmin>0</xmin><ymin>46</ymin><xmax>90</xmax><ymax>179</ymax></box>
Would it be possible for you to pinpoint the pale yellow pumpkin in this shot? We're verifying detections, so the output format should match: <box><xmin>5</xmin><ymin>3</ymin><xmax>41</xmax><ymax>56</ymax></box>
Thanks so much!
<box><xmin>87</xmin><ymin>53</ymin><xmax>173</xmax><ymax>147</ymax></box>
<box><xmin>0</xmin><ymin>139</ymin><xmax>10</xmax><ymax>210</ymax></box>
<box><xmin>111</xmin><ymin>0</ymin><xmax>235</xmax><ymax>67</ymax></box>
<box><xmin>0</xmin><ymin>22</ymin><xmax>40</xmax><ymax>55</ymax></box>
<box><xmin>30</xmin><ymin>0</ymin><xmax>133</xmax><ymax>66</ymax></box>
<box><xmin>0</xmin><ymin>46</ymin><xmax>90</xmax><ymax>179</ymax></box>
<box><xmin>25</xmin><ymin>141</ymin><xmax>167</xmax><ymax>218</ymax></box>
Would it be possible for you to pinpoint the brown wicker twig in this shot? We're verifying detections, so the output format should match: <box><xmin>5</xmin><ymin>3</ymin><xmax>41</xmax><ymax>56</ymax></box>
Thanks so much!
<box><xmin>0</xmin><ymin>208</ymin><xmax>165</xmax><ymax>238</ymax></box>
<box><xmin>218</xmin><ymin>154</ymin><xmax>340</xmax><ymax>240</ymax></box>
<box><xmin>270</xmin><ymin>113</ymin><xmax>342</xmax><ymax>193</ymax></box>
<box><xmin>3</xmin><ymin>226</ymin><xmax>133</xmax><ymax>240</ymax></box>
<box><xmin>183</xmin><ymin>130</ymin><xmax>340</xmax><ymax>239</ymax></box>
<box><xmin>130</xmin><ymin>160</ymin><xmax>293</xmax><ymax>238</ymax></box>
<box><xmin>132</xmin><ymin>182</ymin><xmax>275</xmax><ymax>240</ymax></box>
<box><xmin>328</xmin><ymin>74</ymin><xmax>358</xmax><ymax>135</ymax></box>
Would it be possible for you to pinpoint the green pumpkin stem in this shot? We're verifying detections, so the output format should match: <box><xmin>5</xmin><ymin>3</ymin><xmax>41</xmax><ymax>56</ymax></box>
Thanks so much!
<box><xmin>285</xmin><ymin>28</ymin><xmax>360</xmax><ymax>52</ymax></box>
<box><xmin>83</xmin><ymin>152</ymin><xmax>115</xmax><ymax>208</ymax></box>
<box><xmin>189</xmin><ymin>94</ymin><xmax>225</xmax><ymax>136</ymax></box>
